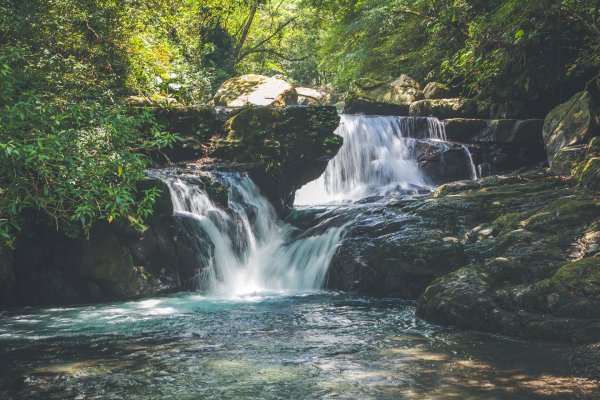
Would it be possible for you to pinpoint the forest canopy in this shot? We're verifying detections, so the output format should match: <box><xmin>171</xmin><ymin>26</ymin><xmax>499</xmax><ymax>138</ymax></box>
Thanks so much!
<box><xmin>1</xmin><ymin>0</ymin><xmax>599</xmax><ymax>244</ymax></box>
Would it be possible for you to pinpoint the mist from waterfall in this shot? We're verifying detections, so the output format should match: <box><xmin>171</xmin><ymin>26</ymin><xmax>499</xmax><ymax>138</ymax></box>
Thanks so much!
<box><xmin>158</xmin><ymin>171</ymin><xmax>346</xmax><ymax>295</ymax></box>
<box><xmin>295</xmin><ymin>114</ymin><xmax>477</xmax><ymax>205</ymax></box>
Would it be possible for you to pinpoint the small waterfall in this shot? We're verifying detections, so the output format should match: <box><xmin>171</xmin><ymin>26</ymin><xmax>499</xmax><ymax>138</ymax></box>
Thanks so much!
<box><xmin>295</xmin><ymin>114</ymin><xmax>477</xmax><ymax>205</ymax></box>
<box><xmin>156</xmin><ymin>171</ymin><xmax>346</xmax><ymax>295</ymax></box>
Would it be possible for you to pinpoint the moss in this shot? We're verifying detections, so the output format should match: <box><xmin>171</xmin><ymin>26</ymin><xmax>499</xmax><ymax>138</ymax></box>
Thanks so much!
<box><xmin>492</xmin><ymin>211</ymin><xmax>529</xmax><ymax>233</ymax></box>
<box><xmin>577</xmin><ymin>157</ymin><xmax>600</xmax><ymax>190</ymax></box>
<box><xmin>520</xmin><ymin>198</ymin><xmax>599</xmax><ymax>233</ymax></box>
<box><xmin>551</xmin><ymin>258</ymin><xmax>600</xmax><ymax>298</ymax></box>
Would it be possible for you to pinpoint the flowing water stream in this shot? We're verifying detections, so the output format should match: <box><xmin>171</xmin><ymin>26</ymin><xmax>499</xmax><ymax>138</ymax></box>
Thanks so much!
<box><xmin>1</xmin><ymin>114</ymin><xmax>595</xmax><ymax>399</ymax></box>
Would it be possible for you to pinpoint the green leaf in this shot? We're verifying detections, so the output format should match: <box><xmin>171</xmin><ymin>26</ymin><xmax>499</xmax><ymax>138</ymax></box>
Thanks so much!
<box><xmin>514</xmin><ymin>29</ymin><xmax>525</xmax><ymax>39</ymax></box>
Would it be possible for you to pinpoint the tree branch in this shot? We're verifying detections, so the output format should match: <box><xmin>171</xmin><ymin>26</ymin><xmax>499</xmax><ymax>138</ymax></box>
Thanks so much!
<box><xmin>236</xmin><ymin>17</ymin><xmax>297</xmax><ymax>62</ymax></box>
<box><xmin>392</xmin><ymin>7</ymin><xmax>434</xmax><ymax>20</ymax></box>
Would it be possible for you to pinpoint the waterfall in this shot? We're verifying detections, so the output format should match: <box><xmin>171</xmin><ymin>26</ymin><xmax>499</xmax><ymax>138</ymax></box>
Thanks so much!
<box><xmin>295</xmin><ymin>114</ymin><xmax>477</xmax><ymax>205</ymax></box>
<box><xmin>155</xmin><ymin>171</ymin><xmax>346</xmax><ymax>295</ymax></box>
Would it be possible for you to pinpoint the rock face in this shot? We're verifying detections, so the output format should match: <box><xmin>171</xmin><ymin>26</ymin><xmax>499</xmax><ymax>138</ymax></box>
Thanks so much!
<box><xmin>444</xmin><ymin>118</ymin><xmax>547</xmax><ymax>174</ymax></box>
<box><xmin>410</xmin><ymin>98</ymin><xmax>490</xmax><ymax>119</ymax></box>
<box><xmin>423</xmin><ymin>82</ymin><xmax>454</xmax><ymax>100</ymax></box>
<box><xmin>0</xmin><ymin>246</ymin><xmax>14</xmax><ymax>304</ymax></box>
<box><xmin>543</xmin><ymin>91</ymin><xmax>600</xmax><ymax>164</ymax></box>
<box><xmin>490</xmin><ymin>100</ymin><xmax>525</xmax><ymax>119</ymax></box>
<box><xmin>208</xmin><ymin>106</ymin><xmax>342</xmax><ymax>214</ymax></box>
<box><xmin>344</xmin><ymin>75</ymin><xmax>423</xmax><ymax>115</ymax></box>
<box><xmin>153</xmin><ymin>107</ymin><xmax>221</xmax><ymax>162</ymax></box>
<box><xmin>213</xmin><ymin>74</ymin><xmax>298</xmax><ymax>107</ymax></box>
<box><xmin>3</xmin><ymin>177</ymin><xmax>225</xmax><ymax>306</ymax></box>
<box><xmin>413</xmin><ymin>141</ymin><xmax>474</xmax><ymax>184</ymax></box>
<box><xmin>321</xmin><ymin>167</ymin><xmax>600</xmax><ymax>342</ymax></box>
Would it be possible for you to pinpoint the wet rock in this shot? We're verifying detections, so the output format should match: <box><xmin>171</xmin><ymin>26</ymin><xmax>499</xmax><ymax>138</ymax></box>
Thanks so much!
<box><xmin>327</xmin><ymin>207</ymin><xmax>466</xmax><ymax>298</ymax></box>
<box><xmin>543</xmin><ymin>91</ymin><xmax>600</xmax><ymax>164</ymax></box>
<box><xmin>417</xmin><ymin>257</ymin><xmax>600</xmax><ymax>343</ymax></box>
<box><xmin>577</xmin><ymin>156</ymin><xmax>600</xmax><ymax>190</ymax></box>
<box><xmin>209</xmin><ymin>106</ymin><xmax>342</xmax><ymax>214</ymax></box>
<box><xmin>413</xmin><ymin>176</ymin><xmax>600</xmax><ymax>342</ymax></box>
<box><xmin>412</xmin><ymin>141</ymin><xmax>474</xmax><ymax>184</ymax></box>
<box><xmin>213</xmin><ymin>74</ymin><xmax>298</xmax><ymax>107</ymax></box>
<box><xmin>410</xmin><ymin>98</ymin><xmax>490</xmax><ymax>119</ymax></box>
<box><xmin>0</xmin><ymin>246</ymin><xmax>14</xmax><ymax>304</ymax></box>
<box><xmin>423</xmin><ymin>82</ymin><xmax>454</xmax><ymax>100</ymax></box>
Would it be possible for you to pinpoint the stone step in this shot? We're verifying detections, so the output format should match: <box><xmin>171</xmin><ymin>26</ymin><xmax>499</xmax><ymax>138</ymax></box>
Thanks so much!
<box><xmin>444</xmin><ymin>118</ymin><xmax>544</xmax><ymax>145</ymax></box>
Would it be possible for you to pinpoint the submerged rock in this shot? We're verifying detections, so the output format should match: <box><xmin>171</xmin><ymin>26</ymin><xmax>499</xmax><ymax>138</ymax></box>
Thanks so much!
<box><xmin>213</xmin><ymin>74</ymin><xmax>298</xmax><ymax>107</ymax></box>
<box><xmin>543</xmin><ymin>91</ymin><xmax>600</xmax><ymax>164</ymax></box>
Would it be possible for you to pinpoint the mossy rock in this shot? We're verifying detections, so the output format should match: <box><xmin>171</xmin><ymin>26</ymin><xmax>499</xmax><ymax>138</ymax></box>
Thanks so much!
<box><xmin>576</xmin><ymin>157</ymin><xmax>600</xmax><ymax>190</ymax></box>
<box><xmin>543</xmin><ymin>91</ymin><xmax>600</xmax><ymax>164</ymax></box>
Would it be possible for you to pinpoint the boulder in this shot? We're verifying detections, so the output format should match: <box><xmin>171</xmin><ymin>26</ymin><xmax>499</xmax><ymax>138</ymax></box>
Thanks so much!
<box><xmin>344</xmin><ymin>75</ymin><xmax>423</xmax><ymax>115</ymax></box>
<box><xmin>423</xmin><ymin>82</ymin><xmax>454</xmax><ymax>100</ymax></box>
<box><xmin>417</xmin><ymin>257</ymin><xmax>600</xmax><ymax>343</ymax></box>
<box><xmin>213</xmin><ymin>74</ymin><xmax>297</xmax><ymax>107</ymax></box>
<box><xmin>296</xmin><ymin>87</ymin><xmax>325</xmax><ymax>105</ymax></box>
<box><xmin>550</xmin><ymin>144</ymin><xmax>589</xmax><ymax>175</ymax></box>
<box><xmin>326</xmin><ymin>209</ymin><xmax>466</xmax><ymax>298</ymax></box>
<box><xmin>543</xmin><ymin>91</ymin><xmax>600</xmax><ymax>164</ymax></box>
<box><xmin>410</xmin><ymin>98</ymin><xmax>490</xmax><ymax>119</ymax></box>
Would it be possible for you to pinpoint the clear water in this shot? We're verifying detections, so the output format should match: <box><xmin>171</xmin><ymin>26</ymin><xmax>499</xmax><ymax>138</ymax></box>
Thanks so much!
<box><xmin>0</xmin><ymin>292</ymin><xmax>595</xmax><ymax>399</ymax></box>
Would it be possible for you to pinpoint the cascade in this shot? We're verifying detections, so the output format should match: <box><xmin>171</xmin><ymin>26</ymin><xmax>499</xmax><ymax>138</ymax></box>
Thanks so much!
<box><xmin>295</xmin><ymin>114</ymin><xmax>477</xmax><ymax>205</ymax></box>
<box><xmin>155</xmin><ymin>170</ymin><xmax>346</xmax><ymax>295</ymax></box>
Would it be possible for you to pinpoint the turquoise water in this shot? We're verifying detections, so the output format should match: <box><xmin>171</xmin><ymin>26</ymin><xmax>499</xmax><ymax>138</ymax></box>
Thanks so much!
<box><xmin>0</xmin><ymin>292</ymin><xmax>596</xmax><ymax>399</ymax></box>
